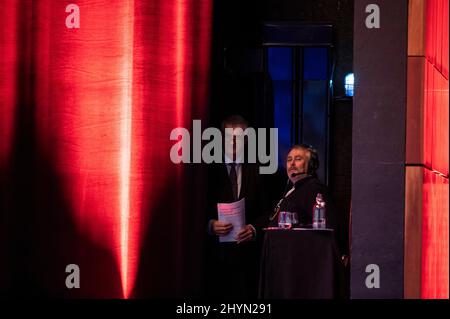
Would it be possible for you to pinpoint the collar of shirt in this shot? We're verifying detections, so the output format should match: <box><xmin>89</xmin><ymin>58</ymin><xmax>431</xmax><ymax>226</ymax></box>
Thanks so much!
<box><xmin>285</xmin><ymin>186</ymin><xmax>296</xmax><ymax>198</ymax></box>
<box><xmin>294</xmin><ymin>175</ymin><xmax>313</xmax><ymax>188</ymax></box>
<box><xmin>224</xmin><ymin>153</ymin><xmax>244</xmax><ymax>165</ymax></box>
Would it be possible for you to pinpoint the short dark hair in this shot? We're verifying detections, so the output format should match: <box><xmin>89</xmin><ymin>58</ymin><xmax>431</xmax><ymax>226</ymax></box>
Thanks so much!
<box><xmin>221</xmin><ymin>114</ymin><xmax>248</xmax><ymax>131</ymax></box>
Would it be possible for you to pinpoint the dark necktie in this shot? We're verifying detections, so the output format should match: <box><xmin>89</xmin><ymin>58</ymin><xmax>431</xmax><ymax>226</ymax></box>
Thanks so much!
<box><xmin>229</xmin><ymin>163</ymin><xmax>238</xmax><ymax>200</ymax></box>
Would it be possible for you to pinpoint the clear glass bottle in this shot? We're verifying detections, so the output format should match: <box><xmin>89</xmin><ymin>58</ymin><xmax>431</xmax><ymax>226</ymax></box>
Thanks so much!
<box><xmin>313</xmin><ymin>193</ymin><xmax>326</xmax><ymax>229</ymax></box>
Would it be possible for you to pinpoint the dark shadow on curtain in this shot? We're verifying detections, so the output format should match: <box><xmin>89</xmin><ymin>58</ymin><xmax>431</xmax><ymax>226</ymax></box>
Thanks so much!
<box><xmin>131</xmin><ymin>164</ymin><xmax>207</xmax><ymax>298</ymax></box>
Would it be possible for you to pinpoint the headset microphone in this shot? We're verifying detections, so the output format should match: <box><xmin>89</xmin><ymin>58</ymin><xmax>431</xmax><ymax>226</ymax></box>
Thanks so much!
<box><xmin>290</xmin><ymin>172</ymin><xmax>307</xmax><ymax>178</ymax></box>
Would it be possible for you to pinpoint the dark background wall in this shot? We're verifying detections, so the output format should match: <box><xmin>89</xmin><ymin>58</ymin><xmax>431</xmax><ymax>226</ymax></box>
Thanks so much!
<box><xmin>265</xmin><ymin>0</ymin><xmax>354</xmax><ymax>259</ymax></box>
<box><xmin>211</xmin><ymin>0</ymin><xmax>354</xmax><ymax>96</ymax></box>
<box><xmin>351</xmin><ymin>0</ymin><xmax>407</xmax><ymax>298</ymax></box>
<box><xmin>264</xmin><ymin>0</ymin><xmax>354</xmax><ymax>98</ymax></box>
<box><xmin>209</xmin><ymin>0</ymin><xmax>354</xmax><ymax>257</ymax></box>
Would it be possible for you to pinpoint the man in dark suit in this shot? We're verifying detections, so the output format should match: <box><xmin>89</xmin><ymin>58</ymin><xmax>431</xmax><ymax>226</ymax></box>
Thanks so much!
<box><xmin>205</xmin><ymin>115</ymin><xmax>268</xmax><ymax>299</ymax></box>
<box><xmin>268</xmin><ymin>144</ymin><xmax>337</xmax><ymax>230</ymax></box>
<box><xmin>265</xmin><ymin>144</ymin><xmax>347</xmax><ymax>298</ymax></box>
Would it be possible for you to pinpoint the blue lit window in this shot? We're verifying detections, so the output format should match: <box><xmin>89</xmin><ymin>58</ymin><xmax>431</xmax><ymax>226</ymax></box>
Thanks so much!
<box><xmin>345</xmin><ymin>73</ymin><xmax>354</xmax><ymax>96</ymax></box>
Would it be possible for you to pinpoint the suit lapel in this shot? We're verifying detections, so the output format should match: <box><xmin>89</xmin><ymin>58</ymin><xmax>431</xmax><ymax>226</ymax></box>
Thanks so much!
<box><xmin>220</xmin><ymin>163</ymin><xmax>233</xmax><ymax>201</ymax></box>
<box><xmin>240</xmin><ymin>164</ymin><xmax>248</xmax><ymax>200</ymax></box>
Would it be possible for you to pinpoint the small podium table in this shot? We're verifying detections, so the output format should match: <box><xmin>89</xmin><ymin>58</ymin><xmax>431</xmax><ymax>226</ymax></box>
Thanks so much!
<box><xmin>259</xmin><ymin>228</ymin><xmax>342</xmax><ymax>299</ymax></box>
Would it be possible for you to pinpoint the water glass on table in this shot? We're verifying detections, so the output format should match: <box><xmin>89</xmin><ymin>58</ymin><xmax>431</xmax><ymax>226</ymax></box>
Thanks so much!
<box><xmin>278</xmin><ymin>211</ymin><xmax>298</xmax><ymax>229</ymax></box>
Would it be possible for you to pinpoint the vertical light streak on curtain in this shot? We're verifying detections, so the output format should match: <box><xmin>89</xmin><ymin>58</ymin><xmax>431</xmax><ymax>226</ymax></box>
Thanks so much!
<box><xmin>0</xmin><ymin>0</ymin><xmax>211</xmax><ymax>297</ymax></box>
<box><xmin>120</xmin><ymin>0</ymin><xmax>134</xmax><ymax>299</ymax></box>
<box><xmin>176</xmin><ymin>0</ymin><xmax>187</xmax><ymax>128</ymax></box>
<box><xmin>0</xmin><ymin>0</ymin><xmax>18</xmax><ymax>170</ymax></box>
<box><xmin>128</xmin><ymin>0</ymin><xmax>211</xmax><ymax>297</ymax></box>
<box><xmin>174</xmin><ymin>0</ymin><xmax>189</xmax><ymax>287</ymax></box>
<box><xmin>32</xmin><ymin>0</ymin><xmax>136</xmax><ymax>297</ymax></box>
<box><xmin>422</xmin><ymin>0</ymin><xmax>449</xmax><ymax>299</ymax></box>
<box><xmin>127</xmin><ymin>0</ymin><xmax>147</xmax><ymax>299</ymax></box>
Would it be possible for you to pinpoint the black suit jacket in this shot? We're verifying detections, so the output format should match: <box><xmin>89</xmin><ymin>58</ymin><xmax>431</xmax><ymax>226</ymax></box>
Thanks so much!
<box><xmin>204</xmin><ymin>162</ymin><xmax>269</xmax><ymax>298</ymax></box>
<box><xmin>268</xmin><ymin>175</ymin><xmax>337</xmax><ymax>229</ymax></box>
<box><xmin>206</xmin><ymin>162</ymin><xmax>269</xmax><ymax>237</ymax></box>
<box><xmin>267</xmin><ymin>175</ymin><xmax>344</xmax><ymax>257</ymax></box>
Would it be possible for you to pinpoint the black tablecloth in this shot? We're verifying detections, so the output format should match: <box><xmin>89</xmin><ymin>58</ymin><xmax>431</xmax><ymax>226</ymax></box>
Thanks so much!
<box><xmin>259</xmin><ymin>228</ymin><xmax>342</xmax><ymax>299</ymax></box>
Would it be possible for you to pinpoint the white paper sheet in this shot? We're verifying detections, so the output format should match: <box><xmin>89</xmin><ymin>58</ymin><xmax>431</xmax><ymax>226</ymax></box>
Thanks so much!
<box><xmin>217</xmin><ymin>198</ymin><xmax>245</xmax><ymax>243</ymax></box>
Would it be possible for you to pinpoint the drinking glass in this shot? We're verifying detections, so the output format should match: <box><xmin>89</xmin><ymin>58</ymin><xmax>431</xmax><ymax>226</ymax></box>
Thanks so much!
<box><xmin>291</xmin><ymin>212</ymin><xmax>299</xmax><ymax>227</ymax></box>
<box><xmin>278</xmin><ymin>211</ymin><xmax>292</xmax><ymax>229</ymax></box>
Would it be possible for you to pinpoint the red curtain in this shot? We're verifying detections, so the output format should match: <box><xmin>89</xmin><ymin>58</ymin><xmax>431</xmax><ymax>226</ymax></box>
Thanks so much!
<box><xmin>0</xmin><ymin>0</ymin><xmax>211</xmax><ymax>298</ymax></box>
<box><xmin>422</xmin><ymin>0</ymin><xmax>449</xmax><ymax>299</ymax></box>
